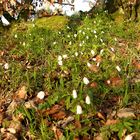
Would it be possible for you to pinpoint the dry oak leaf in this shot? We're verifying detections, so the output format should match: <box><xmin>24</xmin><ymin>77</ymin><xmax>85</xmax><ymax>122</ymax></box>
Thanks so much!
<box><xmin>105</xmin><ymin>119</ymin><xmax>119</xmax><ymax>126</ymax></box>
<box><xmin>52</xmin><ymin>126</ymin><xmax>63</xmax><ymax>140</ymax></box>
<box><xmin>95</xmin><ymin>55</ymin><xmax>102</xmax><ymax>63</ymax></box>
<box><xmin>15</xmin><ymin>86</ymin><xmax>27</xmax><ymax>100</ymax></box>
<box><xmin>2</xmin><ymin>132</ymin><xmax>18</xmax><ymax>140</ymax></box>
<box><xmin>117</xmin><ymin>108</ymin><xmax>136</xmax><ymax>118</ymax></box>
<box><xmin>46</xmin><ymin>104</ymin><xmax>62</xmax><ymax>115</ymax></box>
<box><xmin>51</xmin><ymin>111</ymin><xmax>66</xmax><ymax>120</ymax></box>
<box><xmin>90</xmin><ymin>82</ymin><xmax>98</xmax><ymax>88</ymax></box>
<box><xmin>106</xmin><ymin>77</ymin><xmax>124</xmax><ymax>87</ymax></box>
<box><xmin>9</xmin><ymin>120</ymin><xmax>22</xmax><ymax>133</ymax></box>
<box><xmin>97</xmin><ymin>112</ymin><xmax>105</xmax><ymax>120</ymax></box>
<box><xmin>74</xmin><ymin>120</ymin><xmax>82</xmax><ymax>129</ymax></box>
<box><xmin>88</xmin><ymin>64</ymin><xmax>99</xmax><ymax>73</ymax></box>
<box><xmin>6</xmin><ymin>100</ymin><xmax>18</xmax><ymax>114</ymax></box>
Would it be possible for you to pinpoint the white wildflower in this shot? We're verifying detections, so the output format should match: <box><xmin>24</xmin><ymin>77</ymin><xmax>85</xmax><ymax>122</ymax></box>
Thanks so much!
<box><xmin>101</xmin><ymin>31</ymin><xmax>104</xmax><ymax>34</ymax></box>
<box><xmin>82</xmin><ymin>40</ymin><xmax>85</xmax><ymax>44</ymax></box>
<box><xmin>100</xmin><ymin>49</ymin><xmax>104</xmax><ymax>55</ymax></box>
<box><xmin>83</xmin><ymin>77</ymin><xmax>90</xmax><ymax>85</ymax></box>
<box><xmin>4</xmin><ymin>63</ymin><xmax>9</xmax><ymax>70</ymax></box>
<box><xmin>80</xmin><ymin>52</ymin><xmax>83</xmax><ymax>55</ymax></box>
<box><xmin>93</xmin><ymin>30</ymin><xmax>96</xmax><ymax>34</ymax></box>
<box><xmin>91</xmin><ymin>50</ymin><xmax>95</xmax><ymax>56</ymax></box>
<box><xmin>67</xmin><ymin>26</ymin><xmax>70</xmax><ymax>29</ymax></box>
<box><xmin>78</xmin><ymin>30</ymin><xmax>82</xmax><ymax>33</ymax></box>
<box><xmin>53</xmin><ymin>42</ymin><xmax>57</xmax><ymax>45</ymax></box>
<box><xmin>95</xmin><ymin>35</ymin><xmax>97</xmax><ymax>38</ymax></box>
<box><xmin>114</xmin><ymin>37</ymin><xmax>117</xmax><ymax>41</ymax></box>
<box><xmin>67</xmin><ymin>35</ymin><xmax>70</xmax><ymax>38</ymax></box>
<box><xmin>23</xmin><ymin>42</ymin><xmax>26</xmax><ymax>46</ymax></box>
<box><xmin>124</xmin><ymin>135</ymin><xmax>133</xmax><ymax>140</ymax></box>
<box><xmin>74</xmin><ymin>34</ymin><xmax>77</xmax><ymax>38</ymax></box>
<box><xmin>58</xmin><ymin>31</ymin><xmax>61</xmax><ymax>34</ymax></box>
<box><xmin>75</xmin><ymin>52</ymin><xmax>78</xmax><ymax>57</ymax></box>
<box><xmin>93</xmin><ymin>21</ymin><xmax>96</xmax><ymax>24</ymax></box>
<box><xmin>58</xmin><ymin>55</ymin><xmax>62</xmax><ymax>61</ymax></box>
<box><xmin>76</xmin><ymin>105</ymin><xmax>82</xmax><ymax>114</ymax></box>
<box><xmin>79</xmin><ymin>43</ymin><xmax>82</xmax><ymax>46</ymax></box>
<box><xmin>92</xmin><ymin>58</ymin><xmax>97</xmax><ymax>61</ymax></box>
<box><xmin>72</xmin><ymin>90</ymin><xmax>77</xmax><ymax>99</ymax></box>
<box><xmin>32</xmin><ymin>24</ymin><xmax>35</xmax><ymax>27</ymax></box>
<box><xmin>100</xmin><ymin>38</ymin><xmax>103</xmax><ymax>43</ymax></box>
<box><xmin>85</xmin><ymin>95</ymin><xmax>91</xmax><ymax>104</ymax></box>
<box><xmin>96</xmin><ymin>62</ymin><xmax>100</xmax><ymax>67</ymax></box>
<box><xmin>110</xmin><ymin>47</ymin><xmax>115</xmax><ymax>52</ymax></box>
<box><xmin>14</xmin><ymin>34</ymin><xmax>17</xmax><ymax>38</ymax></box>
<box><xmin>69</xmin><ymin>41</ymin><xmax>72</xmax><ymax>45</ymax></box>
<box><xmin>82</xmin><ymin>31</ymin><xmax>85</xmax><ymax>35</ymax></box>
<box><xmin>87</xmin><ymin>62</ymin><xmax>91</xmax><ymax>67</ymax></box>
<box><xmin>107</xmin><ymin>80</ymin><xmax>111</xmax><ymax>84</ymax></box>
<box><xmin>116</xmin><ymin>65</ymin><xmax>121</xmax><ymax>72</ymax></box>
<box><xmin>86</xmin><ymin>36</ymin><xmax>89</xmax><ymax>40</ymax></box>
<box><xmin>58</xmin><ymin>60</ymin><xmax>63</xmax><ymax>66</ymax></box>
<box><xmin>37</xmin><ymin>91</ymin><xmax>45</xmax><ymax>99</ymax></box>
<box><xmin>62</xmin><ymin>54</ymin><xmax>68</xmax><ymax>59</ymax></box>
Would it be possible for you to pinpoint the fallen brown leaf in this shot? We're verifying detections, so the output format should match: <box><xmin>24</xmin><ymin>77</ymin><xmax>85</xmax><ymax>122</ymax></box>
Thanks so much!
<box><xmin>51</xmin><ymin>111</ymin><xmax>66</xmax><ymax>120</ymax></box>
<box><xmin>105</xmin><ymin>119</ymin><xmax>119</xmax><ymax>126</ymax></box>
<box><xmin>90</xmin><ymin>82</ymin><xmax>98</xmax><ymax>88</ymax></box>
<box><xmin>88</xmin><ymin>64</ymin><xmax>99</xmax><ymax>73</ymax></box>
<box><xmin>6</xmin><ymin>100</ymin><xmax>18</xmax><ymax>114</ymax></box>
<box><xmin>95</xmin><ymin>55</ymin><xmax>102</xmax><ymax>63</ymax></box>
<box><xmin>117</xmin><ymin>108</ymin><xmax>136</xmax><ymax>118</ymax></box>
<box><xmin>52</xmin><ymin>126</ymin><xmax>63</xmax><ymax>140</ymax></box>
<box><xmin>9</xmin><ymin>120</ymin><xmax>22</xmax><ymax>133</ymax></box>
<box><xmin>97</xmin><ymin>112</ymin><xmax>105</xmax><ymax>120</ymax></box>
<box><xmin>15</xmin><ymin>86</ymin><xmax>27</xmax><ymax>100</ymax></box>
<box><xmin>46</xmin><ymin>105</ymin><xmax>62</xmax><ymax>115</ymax></box>
<box><xmin>74</xmin><ymin>136</ymin><xmax>80</xmax><ymax>140</ymax></box>
<box><xmin>106</xmin><ymin>77</ymin><xmax>124</xmax><ymax>87</ymax></box>
<box><xmin>74</xmin><ymin>120</ymin><xmax>81</xmax><ymax>129</ymax></box>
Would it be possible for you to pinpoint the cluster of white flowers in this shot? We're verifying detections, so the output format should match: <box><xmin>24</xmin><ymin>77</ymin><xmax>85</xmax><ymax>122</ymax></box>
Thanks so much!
<box><xmin>58</xmin><ymin>55</ymin><xmax>63</xmax><ymax>66</ymax></box>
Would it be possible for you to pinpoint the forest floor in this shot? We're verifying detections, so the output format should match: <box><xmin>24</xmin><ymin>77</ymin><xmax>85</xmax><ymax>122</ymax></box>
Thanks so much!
<box><xmin>0</xmin><ymin>12</ymin><xmax>140</xmax><ymax>140</ymax></box>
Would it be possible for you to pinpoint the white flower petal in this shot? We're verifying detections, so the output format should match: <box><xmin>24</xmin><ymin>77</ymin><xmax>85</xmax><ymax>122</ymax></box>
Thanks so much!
<box><xmin>58</xmin><ymin>55</ymin><xmax>62</xmax><ymax>61</ymax></box>
<box><xmin>124</xmin><ymin>135</ymin><xmax>133</xmax><ymax>140</ymax></box>
<box><xmin>91</xmin><ymin>50</ymin><xmax>95</xmax><ymax>56</ymax></box>
<box><xmin>58</xmin><ymin>60</ymin><xmax>63</xmax><ymax>66</ymax></box>
<box><xmin>37</xmin><ymin>91</ymin><xmax>45</xmax><ymax>99</ymax></box>
<box><xmin>85</xmin><ymin>95</ymin><xmax>90</xmax><ymax>104</ymax></box>
<box><xmin>14</xmin><ymin>34</ymin><xmax>17</xmax><ymax>38</ymax></box>
<box><xmin>72</xmin><ymin>90</ymin><xmax>77</xmax><ymax>99</ymax></box>
<box><xmin>96</xmin><ymin>62</ymin><xmax>100</xmax><ymax>67</ymax></box>
<box><xmin>116</xmin><ymin>66</ymin><xmax>121</xmax><ymax>72</ymax></box>
<box><xmin>110</xmin><ymin>47</ymin><xmax>115</xmax><ymax>52</ymax></box>
<box><xmin>83</xmin><ymin>77</ymin><xmax>90</xmax><ymax>85</ymax></box>
<box><xmin>62</xmin><ymin>54</ymin><xmax>68</xmax><ymax>59</ymax></box>
<box><xmin>75</xmin><ymin>52</ymin><xmax>78</xmax><ymax>57</ymax></box>
<box><xmin>87</xmin><ymin>62</ymin><xmax>91</xmax><ymax>67</ymax></box>
<box><xmin>76</xmin><ymin>105</ymin><xmax>82</xmax><ymax>114</ymax></box>
<box><xmin>100</xmin><ymin>49</ymin><xmax>104</xmax><ymax>55</ymax></box>
<box><xmin>4</xmin><ymin>63</ymin><xmax>9</xmax><ymax>70</ymax></box>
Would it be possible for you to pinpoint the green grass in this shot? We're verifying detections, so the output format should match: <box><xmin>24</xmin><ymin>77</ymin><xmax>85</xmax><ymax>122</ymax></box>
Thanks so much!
<box><xmin>0</xmin><ymin>12</ymin><xmax>140</xmax><ymax>139</ymax></box>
